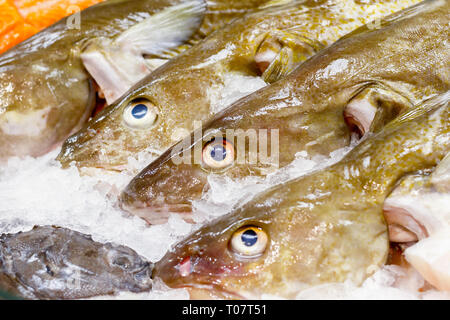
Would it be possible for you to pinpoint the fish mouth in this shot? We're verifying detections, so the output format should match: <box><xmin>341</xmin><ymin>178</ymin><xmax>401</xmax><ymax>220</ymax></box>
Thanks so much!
<box><xmin>120</xmin><ymin>201</ymin><xmax>194</xmax><ymax>225</ymax></box>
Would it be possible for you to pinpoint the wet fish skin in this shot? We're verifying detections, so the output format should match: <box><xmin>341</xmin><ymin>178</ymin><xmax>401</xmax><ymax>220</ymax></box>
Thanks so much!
<box><xmin>0</xmin><ymin>0</ymin><xmax>183</xmax><ymax>160</ymax></box>
<box><xmin>0</xmin><ymin>0</ymin><xmax>268</xmax><ymax>161</ymax></box>
<box><xmin>56</xmin><ymin>0</ymin><xmax>424</xmax><ymax>171</ymax></box>
<box><xmin>120</xmin><ymin>0</ymin><xmax>450</xmax><ymax>222</ymax></box>
<box><xmin>153</xmin><ymin>92</ymin><xmax>449</xmax><ymax>299</ymax></box>
<box><xmin>0</xmin><ymin>226</ymin><xmax>153</xmax><ymax>299</ymax></box>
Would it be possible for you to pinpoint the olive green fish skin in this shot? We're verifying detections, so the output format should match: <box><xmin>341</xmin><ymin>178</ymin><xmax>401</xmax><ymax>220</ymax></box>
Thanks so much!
<box><xmin>0</xmin><ymin>226</ymin><xmax>153</xmax><ymax>300</ymax></box>
<box><xmin>56</xmin><ymin>0</ymin><xmax>423</xmax><ymax>171</ymax></box>
<box><xmin>0</xmin><ymin>0</ymin><xmax>267</xmax><ymax>160</ymax></box>
<box><xmin>153</xmin><ymin>94</ymin><xmax>449</xmax><ymax>299</ymax></box>
<box><xmin>120</xmin><ymin>0</ymin><xmax>449</xmax><ymax>219</ymax></box>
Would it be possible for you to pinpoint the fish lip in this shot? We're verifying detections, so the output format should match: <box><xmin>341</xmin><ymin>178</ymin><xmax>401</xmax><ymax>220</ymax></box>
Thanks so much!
<box><xmin>120</xmin><ymin>201</ymin><xmax>194</xmax><ymax>225</ymax></box>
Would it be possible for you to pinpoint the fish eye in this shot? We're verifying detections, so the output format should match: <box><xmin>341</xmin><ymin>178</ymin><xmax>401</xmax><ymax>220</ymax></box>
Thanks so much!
<box><xmin>113</xmin><ymin>256</ymin><xmax>132</xmax><ymax>269</ymax></box>
<box><xmin>230</xmin><ymin>226</ymin><xmax>268</xmax><ymax>258</ymax></box>
<box><xmin>202</xmin><ymin>138</ymin><xmax>235</xmax><ymax>169</ymax></box>
<box><xmin>123</xmin><ymin>99</ymin><xmax>158</xmax><ymax>129</ymax></box>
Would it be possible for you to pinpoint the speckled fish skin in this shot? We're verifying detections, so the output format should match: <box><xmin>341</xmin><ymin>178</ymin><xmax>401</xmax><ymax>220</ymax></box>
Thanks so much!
<box><xmin>153</xmin><ymin>93</ymin><xmax>449</xmax><ymax>299</ymax></box>
<box><xmin>0</xmin><ymin>0</ymin><xmax>268</xmax><ymax>161</ymax></box>
<box><xmin>119</xmin><ymin>0</ymin><xmax>449</xmax><ymax>223</ymax></box>
<box><xmin>56</xmin><ymin>0</ymin><xmax>423</xmax><ymax>171</ymax></box>
<box><xmin>0</xmin><ymin>226</ymin><xmax>153</xmax><ymax>300</ymax></box>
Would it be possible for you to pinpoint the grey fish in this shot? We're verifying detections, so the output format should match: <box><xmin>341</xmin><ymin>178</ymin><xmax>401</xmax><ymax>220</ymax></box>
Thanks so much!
<box><xmin>0</xmin><ymin>226</ymin><xmax>152</xmax><ymax>299</ymax></box>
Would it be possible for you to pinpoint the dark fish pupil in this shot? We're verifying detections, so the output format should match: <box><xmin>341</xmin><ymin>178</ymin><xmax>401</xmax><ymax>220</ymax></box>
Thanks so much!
<box><xmin>210</xmin><ymin>144</ymin><xmax>226</xmax><ymax>161</ymax></box>
<box><xmin>132</xmin><ymin>104</ymin><xmax>148</xmax><ymax>119</ymax></box>
<box><xmin>241</xmin><ymin>229</ymin><xmax>258</xmax><ymax>247</ymax></box>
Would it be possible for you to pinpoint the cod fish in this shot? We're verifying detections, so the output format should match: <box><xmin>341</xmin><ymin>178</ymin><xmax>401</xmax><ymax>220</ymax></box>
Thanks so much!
<box><xmin>383</xmin><ymin>153</ymin><xmax>450</xmax><ymax>291</ymax></box>
<box><xmin>120</xmin><ymin>0</ymin><xmax>449</xmax><ymax>224</ymax></box>
<box><xmin>153</xmin><ymin>92</ymin><xmax>449</xmax><ymax>299</ymax></box>
<box><xmin>57</xmin><ymin>0</ymin><xmax>423</xmax><ymax>171</ymax></box>
<box><xmin>0</xmin><ymin>226</ymin><xmax>153</xmax><ymax>299</ymax></box>
<box><xmin>0</xmin><ymin>0</ymin><xmax>271</xmax><ymax>160</ymax></box>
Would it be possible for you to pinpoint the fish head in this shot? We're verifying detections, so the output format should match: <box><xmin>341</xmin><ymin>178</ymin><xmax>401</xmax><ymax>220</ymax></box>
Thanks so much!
<box><xmin>153</xmin><ymin>172</ymin><xmax>389</xmax><ymax>299</ymax></box>
<box><xmin>152</xmin><ymin>205</ymin><xmax>283</xmax><ymax>299</ymax></box>
<box><xmin>60</xmin><ymin>235</ymin><xmax>154</xmax><ymax>293</ymax></box>
<box><xmin>119</xmin><ymin>77</ymin><xmax>358</xmax><ymax>223</ymax></box>
<box><xmin>97</xmin><ymin>242</ymin><xmax>154</xmax><ymax>292</ymax></box>
<box><xmin>57</xmin><ymin>66</ymin><xmax>214</xmax><ymax>172</ymax></box>
<box><xmin>56</xmin><ymin>54</ymin><xmax>226</xmax><ymax>172</ymax></box>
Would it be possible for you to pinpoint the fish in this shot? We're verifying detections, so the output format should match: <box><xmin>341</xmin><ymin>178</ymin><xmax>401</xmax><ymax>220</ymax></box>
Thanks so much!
<box><xmin>0</xmin><ymin>0</ymin><xmax>105</xmax><ymax>55</ymax></box>
<box><xmin>56</xmin><ymin>0</ymin><xmax>424</xmax><ymax>172</ymax></box>
<box><xmin>152</xmin><ymin>91</ymin><xmax>449</xmax><ymax>299</ymax></box>
<box><xmin>383</xmin><ymin>153</ymin><xmax>450</xmax><ymax>291</ymax></box>
<box><xmin>119</xmin><ymin>0</ymin><xmax>450</xmax><ymax>224</ymax></box>
<box><xmin>0</xmin><ymin>225</ymin><xmax>153</xmax><ymax>299</ymax></box>
<box><xmin>0</xmin><ymin>0</ymin><xmax>270</xmax><ymax>160</ymax></box>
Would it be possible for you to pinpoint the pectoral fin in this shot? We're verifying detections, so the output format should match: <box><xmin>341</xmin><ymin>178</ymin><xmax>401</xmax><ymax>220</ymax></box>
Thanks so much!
<box><xmin>115</xmin><ymin>0</ymin><xmax>206</xmax><ymax>56</ymax></box>
<box><xmin>255</xmin><ymin>30</ymin><xmax>325</xmax><ymax>83</ymax></box>
<box><xmin>81</xmin><ymin>0</ymin><xmax>206</xmax><ymax>104</ymax></box>
<box><xmin>344</xmin><ymin>86</ymin><xmax>413</xmax><ymax>137</ymax></box>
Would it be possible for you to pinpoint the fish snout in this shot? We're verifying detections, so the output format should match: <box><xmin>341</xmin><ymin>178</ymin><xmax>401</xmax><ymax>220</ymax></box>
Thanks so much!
<box><xmin>56</xmin><ymin>128</ymin><xmax>100</xmax><ymax>168</ymax></box>
<box><xmin>153</xmin><ymin>248</ymin><xmax>245</xmax><ymax>299</ymax></box>
<box><xmin>120</xmin><ymin>161</ymin><xmax>208</xmax><ymax>225</ymax></box>
<box><xmin>131</xmin><ymin>261</ymin><xmax>154</xmax><ymax>290</ymax></box>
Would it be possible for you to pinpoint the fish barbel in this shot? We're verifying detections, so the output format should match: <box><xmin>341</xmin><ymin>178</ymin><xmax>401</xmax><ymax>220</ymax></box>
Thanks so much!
<box><xmin>120</xmin><ymin>0</ymin><xmax>449</xmax><ymax>224</ymax></box>
<box><xmin>153</xmin><ymin>92</ymin><xmax>449</xmax><ymax>299</ymax></box>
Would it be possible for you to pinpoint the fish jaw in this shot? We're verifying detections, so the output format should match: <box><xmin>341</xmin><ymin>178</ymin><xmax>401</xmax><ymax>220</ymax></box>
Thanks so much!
<box><xmin>56</xmin><ymin>124</ymin><xmax>112</xmax><ymax>170</ymax></box>
<box><xmin>153</xmin><ymin>253</ymin><xmax>245</xmax><ymax>300</ymax></box>
<box><xmin>119</xmin><ymin>148</ymin><xmax>209</xmax><ymax>224</ymax></box>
